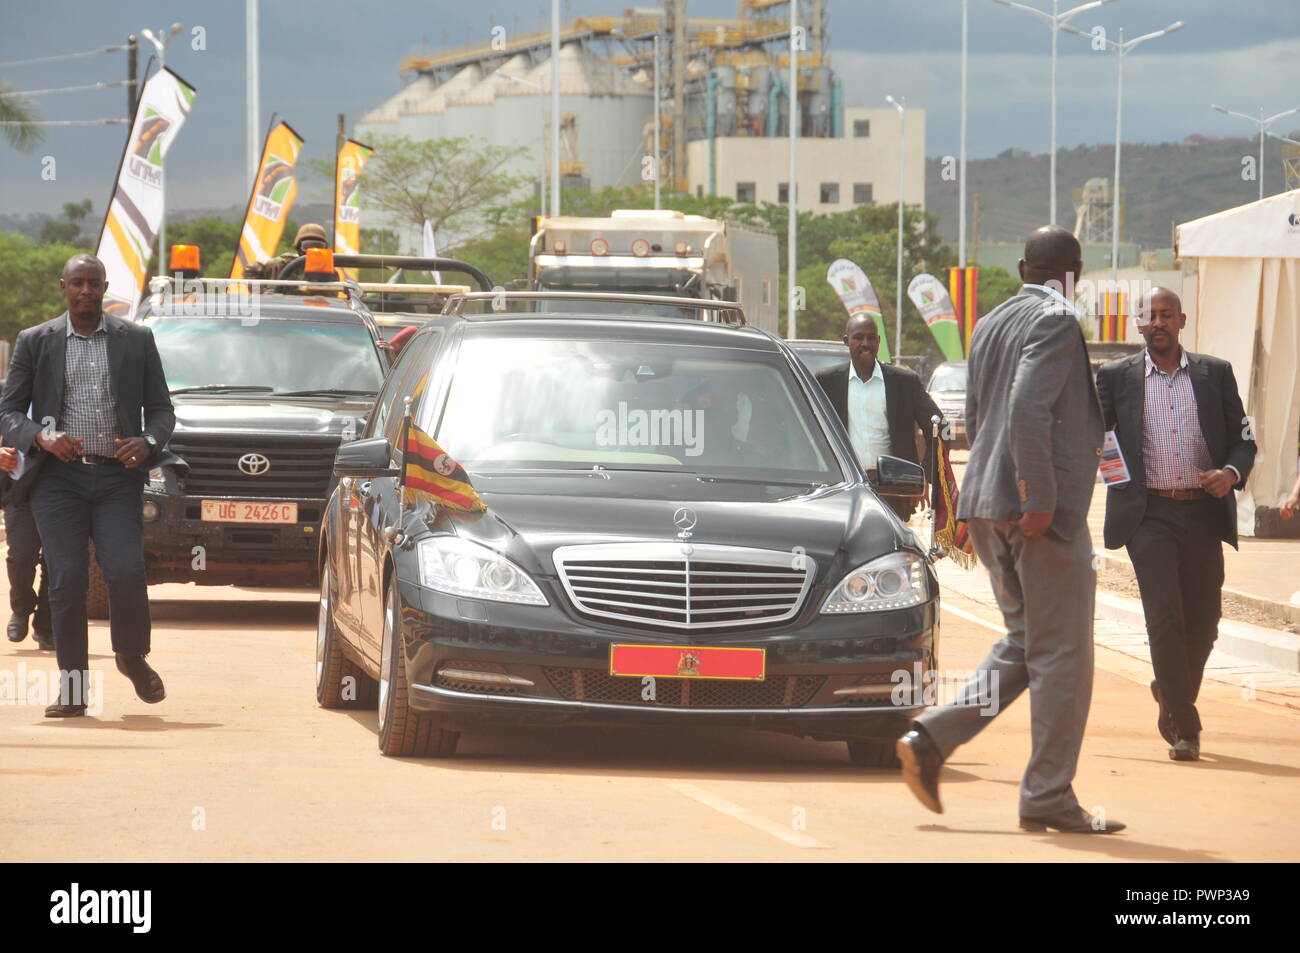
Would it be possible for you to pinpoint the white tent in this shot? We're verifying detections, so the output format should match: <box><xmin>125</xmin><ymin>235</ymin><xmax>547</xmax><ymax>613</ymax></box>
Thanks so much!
<box><xmin>1175</xmin><ymin>188</ymin><xmax>1300</xmax><ymax>537</ymax></box>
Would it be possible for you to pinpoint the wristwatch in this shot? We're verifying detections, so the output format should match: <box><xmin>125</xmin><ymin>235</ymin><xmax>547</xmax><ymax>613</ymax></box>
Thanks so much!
<box><xmin>143</xmin><ymin>434</ymin><xmax>158</xmax><ymax>451</ymax></box>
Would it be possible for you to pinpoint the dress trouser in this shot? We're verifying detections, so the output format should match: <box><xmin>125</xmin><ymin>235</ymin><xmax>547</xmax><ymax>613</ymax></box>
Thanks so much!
<box><xmin>914</xmin><ymin>518</ymin><xmax>1096</xmax><ymax>816</ymax></box>
<box><xmin>30</xmin><ymin>458</ymin><xmax>151</xmax><ymax>703</ymax></box>
<box><xmin>5</xmin><ymin>494</ymin><xmax>51</xmax><ymax>631</ymax></box>
<box><xmin>1125</xmin><ymin>495</ymin><xmax>1223</xmax><ymax>738</ymax></box>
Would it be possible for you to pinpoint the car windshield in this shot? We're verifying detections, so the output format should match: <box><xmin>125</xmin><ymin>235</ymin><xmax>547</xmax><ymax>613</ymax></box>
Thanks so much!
<box><xmin>928</xmin><ymin>364</ymin><xmax>968</xmax><ymax>392</ymax></box>
<box><xmin>147</xmin><ymin>317</ymin><xmax>385</xmax><ymax>396</ymax></box>
<box><xmin>425</xmin><ymin>336</ymin><xmax>842</xmax><ymax>484</ymax></box>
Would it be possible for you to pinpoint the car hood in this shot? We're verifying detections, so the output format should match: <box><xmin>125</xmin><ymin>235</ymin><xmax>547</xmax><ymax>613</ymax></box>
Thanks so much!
<box><xmin>171</xmin><ymin>395</ymin><xmax>372</xmax><ymax>437</ymax></box>
<box><xmin>427</xmin><ymin>470</ymin><xmax>918</xmax><ymax>584</ymax></box>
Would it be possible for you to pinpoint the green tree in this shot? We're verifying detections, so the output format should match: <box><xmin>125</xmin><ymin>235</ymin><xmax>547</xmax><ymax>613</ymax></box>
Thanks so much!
<box><xmin>305</xmin><ymin>135</ymin><xmax>527</xmax><ymax>248</ymax></box>
<box><xmin>165</xmin><ymin>216</ymin><xmax>243</xmax><ymax>277</ymax></box>
<box><xmin>0</xmin><ymin>232</ymin><xmax>80</xmax><ymax>340</ymax></box>
<box><xmin>38</xmin><ymin>199</ymin><xmax>95</xmax><ymax>249</ymax></box>
<box><xmin>0</xmin><ymin>80</ymin><xmax>43</xmax><ymax>151</ymax></box>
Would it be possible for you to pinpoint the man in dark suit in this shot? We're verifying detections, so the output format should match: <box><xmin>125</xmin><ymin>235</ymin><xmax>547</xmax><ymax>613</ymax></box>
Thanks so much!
<box><xmin>814</xmin><ymin>314</ymin><xmax>942</xmax><ymax>520</ymax></box>
<box><xmin>2</xmin><ymin>438</ymin><xmax>53</xmax><ymax>649</ymax></box>
<box><xmin>1096</xmin><ymin>287</ymin><xmax>1256</xmax><ymax>762</ymax></box>
<box><xmin>0</xmin><ymin>253</ymin><xmax>175</xmax><ymax>716</ymax></box>
<box><xmin>896</xmin><ymin>226</ymin><xmax>1125</xmax><ymax>834</ymax></box>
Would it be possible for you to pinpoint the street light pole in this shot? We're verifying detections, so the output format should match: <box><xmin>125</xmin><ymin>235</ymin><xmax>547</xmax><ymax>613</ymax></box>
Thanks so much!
<box><xmin>959</xmin><ymin>0</ymin><xmax>968</xmax><ymax>266</ymax></box>
<box><xmin>653</xmin><ymin>33</ymin><xmax>661</xmax><ymax>210</ymax></box>
<box><xmin>786</xmin><ymin>0</ymin><xmax>798</xmax><ymax>339</ymax></box>
<box><xmin>140</xmin><ymin>23</ymin><xmax>182</xmax><ymax>275</ymax></box>
<box><xmin>887</xmin><ymin>95</ymin><xmax>906</xmax><ymax>358</ymax></box>
<box><xmin>1065</xmin><ymin>20</ymin><xmax>1183</xmax><ymax>285</ymax></box>
<box><xmin>990</xmin><ymin>0</ymin><xmax>1115</xmax><ymax>225</ymax></box>
<box><xmin>246</xmin><ymin>0</ymin><xmax>259</xmax><ymax>196</ymax></box>
<box><xmin>1210</xmin><ymin>104</ymin><xmax>1300</xmax><ymax>201</ymax></box>
<box><xmin>550</xmin><ymin>0</ymin><xmax>561</xmax><ymax>217</ymax></box>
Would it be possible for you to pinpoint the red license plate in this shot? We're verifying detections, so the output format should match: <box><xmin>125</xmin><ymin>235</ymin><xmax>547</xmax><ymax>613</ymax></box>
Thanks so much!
<box><xmin>609</xmin><ymin>644</ymin><xmax>765</xmax><ymax>681</ymax></box>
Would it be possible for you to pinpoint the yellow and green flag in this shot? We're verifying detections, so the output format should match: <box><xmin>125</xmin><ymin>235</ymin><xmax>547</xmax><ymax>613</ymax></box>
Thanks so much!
<box><xmin>230</xmin><ymin>116</ymin><xmax>304</xmax><ymax>279</ymax></box>
<box><xmin>333</xmin><ymin>138</ymin><xmax>374</xmax><ymax>282</ymax></box>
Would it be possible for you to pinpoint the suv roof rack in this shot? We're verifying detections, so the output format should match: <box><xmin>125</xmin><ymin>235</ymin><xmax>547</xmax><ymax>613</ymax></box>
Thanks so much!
<box><xmin>277</xmin><ymin>253</ymin><xmax>493</xmax><ymax>293</ymax></box>
<box><xmin>441</xmin><ymin>290</ymin><xmax>747</xmax><ymax>326</ymax></box>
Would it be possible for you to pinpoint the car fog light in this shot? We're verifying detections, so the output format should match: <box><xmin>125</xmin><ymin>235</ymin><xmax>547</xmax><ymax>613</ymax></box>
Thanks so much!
<box><xmin>142</xmin><ymin>501</ymin><xmax>160</xmax><ymax>521</ymax></box>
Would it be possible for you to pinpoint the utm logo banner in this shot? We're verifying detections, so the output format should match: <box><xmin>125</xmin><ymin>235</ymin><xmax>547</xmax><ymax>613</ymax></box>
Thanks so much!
<box><xmin>95</xmin><ymin>67</ymin><xmax>197</xmax><ymax>319</ymax></box>
<box><xmin>230</xmin><ymin>116</ymin><xmax>304</xmax><ymax>279</ymax></box>
<box><xmin>333</xmin><ymin>139</ymin><xmax>374</xmax><ymax>281</ymax></box>
<box><xmin>908</xmin><ymin>273</ymin><xmax>964</xmax><ymax>362</ymax></box>
<box><xmin>826</xmin><ymin>258</ymin><xmax>891</xmax><ymax>362</ymax></box>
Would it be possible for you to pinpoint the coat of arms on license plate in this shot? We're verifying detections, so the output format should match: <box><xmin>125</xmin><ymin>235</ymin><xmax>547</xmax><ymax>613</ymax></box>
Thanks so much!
<box><xmin>677</xmin><ymin>650</ymin><xmax>702</xmax><ymax>677</ymax></box>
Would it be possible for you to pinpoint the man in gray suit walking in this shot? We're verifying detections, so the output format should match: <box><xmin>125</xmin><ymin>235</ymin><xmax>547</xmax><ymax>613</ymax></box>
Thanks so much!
<box><xmin>896</xmin><ymin>226</ymin><xmax>1125</xmax><ymax>834</ymax></box>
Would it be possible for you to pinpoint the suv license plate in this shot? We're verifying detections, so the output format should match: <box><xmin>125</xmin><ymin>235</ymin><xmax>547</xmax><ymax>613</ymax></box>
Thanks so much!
<box><xmin>609</xmin><ymin>644</ymin><xmax>765</xmax><ymax>680</ymax></box>
<box><xmin>201</xmin><ymin>500</ymin><xmax>298</xmax><ymax>524</ymax></box>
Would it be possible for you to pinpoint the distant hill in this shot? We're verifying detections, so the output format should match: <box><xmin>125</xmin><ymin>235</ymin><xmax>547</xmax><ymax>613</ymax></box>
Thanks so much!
<box><xmin>1</xmin><ymin>201</ymin><xmax>337</xmax><ymax>239</ymax></box>
<box><xmin>926</xmin><ymin>132</ymin><xmax>1300</xmax><ymax>250</ymax></box>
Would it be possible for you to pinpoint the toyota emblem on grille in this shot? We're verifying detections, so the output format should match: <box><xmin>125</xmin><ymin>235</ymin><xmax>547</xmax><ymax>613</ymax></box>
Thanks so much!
<box><xmin>238</xmin><ymin>453</ymin><xmax>271</xmax><ymax>476</ymax></box>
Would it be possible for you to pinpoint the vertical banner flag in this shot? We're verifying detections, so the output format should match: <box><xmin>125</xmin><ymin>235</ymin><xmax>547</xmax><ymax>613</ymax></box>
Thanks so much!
<box><xmin>948</xmin><ymin>266</ymin><xmax>980</xmax><ymax>356</ymax></box>
<box><xmin>230</xmin><ymin>116</ymin><xmax>304</xmax><ymax>279</ymax></box>
<box><xmin>333</xmin><ymin>138</ymin><xmax>374</xmax><ymax>282</ymax></box>
<box><xmin>422</xmin><ymin>218</ymin><xmax>442</xmax><ymax>283</ymax></box>
<box><xmin>826</xmin><ymin>259</ymin><xmax>891</xmax><ymax>362</ymax></box>
<box><xmin>1100</xmin><ymin>291</ymin><xmax>1128</xmax><ymax>342</ymax></box>
<box><xmin>96</xmin><ymin>67</ymin><xmax>196</xmax><ymax>319</ymax></box>
<box><xmin>907</xmin><ymin>274</ymin><xmax>964</xmax><ymax>362</ymax></box>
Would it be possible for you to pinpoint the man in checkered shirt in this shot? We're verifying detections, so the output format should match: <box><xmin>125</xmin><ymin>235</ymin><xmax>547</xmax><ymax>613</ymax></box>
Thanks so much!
<box><xmin>1096</xmin><ymin>288</ymin><xmax>1256</xmax><ymax>762</ymax></box>
<box><xmin>0</xmin><ymin>254</ymin><xmax>175</xmax><ymax>717</ymax></box>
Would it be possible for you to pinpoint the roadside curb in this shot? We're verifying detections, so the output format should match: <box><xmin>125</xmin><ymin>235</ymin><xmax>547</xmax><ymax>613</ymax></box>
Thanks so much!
<box><xmin>1098</xmin><ymin>551</ymin><xmax>1300</xmax><ymax>627</ymax></box>
<box><xmin>1095</xmin><ymin>590</ymin><xmax>1300</xmax><ymax>675</ymax></box>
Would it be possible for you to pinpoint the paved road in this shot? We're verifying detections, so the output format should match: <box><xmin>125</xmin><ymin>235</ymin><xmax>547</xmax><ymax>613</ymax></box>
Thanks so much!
<box><xmin>3</xmin><ymin>577</ymin><xmax>1296</xmax><ymax>862</ymax></box>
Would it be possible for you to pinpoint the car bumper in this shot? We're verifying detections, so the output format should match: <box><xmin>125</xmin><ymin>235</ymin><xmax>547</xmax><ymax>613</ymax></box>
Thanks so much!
<box><xmin>394</xmin><ymin>580</ymin><xmax>937</xmax><ymax>743</ymax></box>
<box><xmin>141</xmin><ymin>489</ymin><xmax>324</xmax><ymax>584</ymax></box>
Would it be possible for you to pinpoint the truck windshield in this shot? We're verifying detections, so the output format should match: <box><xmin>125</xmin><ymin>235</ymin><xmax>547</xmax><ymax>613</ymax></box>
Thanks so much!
<box><xmin>147</xmin><ymin>317</ymin><xmax>385</xmax><ymax>396</ymax></box>
<box><xmin>425</xmin><ymin>336</ymin><xmax>842</xmax><ymax>484</ymax></box>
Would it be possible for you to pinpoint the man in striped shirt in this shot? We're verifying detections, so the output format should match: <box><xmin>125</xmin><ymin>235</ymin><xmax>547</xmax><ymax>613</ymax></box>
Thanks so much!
<box><xmin>1096</xmin><ymin>288</ymin><xmax>1256</xmax><ymax>762</ymax></box>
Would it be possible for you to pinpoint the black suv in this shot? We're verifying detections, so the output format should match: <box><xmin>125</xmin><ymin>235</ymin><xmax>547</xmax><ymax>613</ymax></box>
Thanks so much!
<box><xmin>317</xmin><ymin>292</ymin><xmax>938</xmax><ymax>766</ymax></box>
<box><xmin>91</xmin><ymin>286</ymin><xmax>391</xmax><ymax>610</ymax></box>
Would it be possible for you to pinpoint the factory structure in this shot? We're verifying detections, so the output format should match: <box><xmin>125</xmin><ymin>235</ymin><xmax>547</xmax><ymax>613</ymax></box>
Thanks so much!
<box><xmin>355</xmin><ymin>1</ymin><xmax>925</xmax><ymax>248</ymax></box>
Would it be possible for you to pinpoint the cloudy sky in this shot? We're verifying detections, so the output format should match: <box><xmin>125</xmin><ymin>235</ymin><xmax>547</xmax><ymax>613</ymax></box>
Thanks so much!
<box><xmin>1</xmin><ymin>0</ymin><xmax>1296</xmax><ymax>216</ymax></box>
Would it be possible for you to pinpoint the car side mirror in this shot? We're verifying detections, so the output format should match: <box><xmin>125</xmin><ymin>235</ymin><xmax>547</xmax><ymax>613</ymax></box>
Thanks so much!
<box><xmin>335</xmin><ymin>436</ymin><xmax>400</xmax><ymax>479</ymax></box>
<box><xmin>874</xmin><ymin>454</ymin><xmax>925</xmax><ymax>497</ymax></box>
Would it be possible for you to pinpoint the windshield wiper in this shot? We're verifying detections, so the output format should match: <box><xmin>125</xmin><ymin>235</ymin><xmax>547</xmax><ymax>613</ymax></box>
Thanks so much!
<box><xmin>696</xmin><ymin>475</ymin><xmax>829</xmax><ymax>489</ymax></box>
<box><xmin>170</xmin><ymin>385</ymin><xmax>274</xmax><ymax>394</ymax></box>
<box><xmin>274</xmin><ymin>388</ymin><xmax>377</xmax><ymax>397</ymax></box>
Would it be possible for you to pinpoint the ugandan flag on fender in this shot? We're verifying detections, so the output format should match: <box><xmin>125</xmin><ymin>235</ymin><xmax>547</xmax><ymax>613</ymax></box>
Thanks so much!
<box><xmin>402</xmin><ymin>421</ymin><xmax>486</xmax><ymax>513</ymax></box>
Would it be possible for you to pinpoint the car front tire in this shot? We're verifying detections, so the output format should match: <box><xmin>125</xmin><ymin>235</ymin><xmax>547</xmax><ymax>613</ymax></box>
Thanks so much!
<box><xmin>376</xmin><ymin>577</ymin><xmax>459</xmax><ymax>758</ymax></box>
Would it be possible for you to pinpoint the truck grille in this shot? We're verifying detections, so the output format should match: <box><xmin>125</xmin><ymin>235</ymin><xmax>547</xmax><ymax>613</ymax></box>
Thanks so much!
<box><xmin>171</xmin><ymin>435</ymin><xmax>339</xmax><ymax>499</ymax></box>
<box><xmin>543</xmin><ymin>667</ymin><xmax>824</xmax><ymax>708</ymax></box>
<box><xmin>553</xmin><ymin>543</ymin><xmax>814</xmax><ymax>630</ymax></box>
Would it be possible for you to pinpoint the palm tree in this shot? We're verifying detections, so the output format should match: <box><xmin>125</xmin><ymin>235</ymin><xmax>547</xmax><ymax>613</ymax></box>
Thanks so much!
<box><xmin>0</xmin><ymin>79</ymin><xmax>44</xmax><ymax>151</ymax></box>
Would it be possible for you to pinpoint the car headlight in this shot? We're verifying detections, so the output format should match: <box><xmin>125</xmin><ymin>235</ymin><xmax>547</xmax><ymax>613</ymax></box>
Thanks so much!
<box><xmin>417</xmin><ymin>536</ymin><xmax>548</xmax><ymax>606</ymax></box>
<box><xmin>821</xmin><ymin>551</ymin><xmax>929</xmax><ymax>613</ymax></box>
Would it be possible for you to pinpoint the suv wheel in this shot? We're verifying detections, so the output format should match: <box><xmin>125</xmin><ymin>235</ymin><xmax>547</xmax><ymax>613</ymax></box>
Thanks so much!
<box><xmin>316</xmin><ymin>560</ymin><xmax>377</xmax><ymax>709</ymax></box>
<box><xmin>377</xmin><ymin>577</ymin><xmax>459</xmax><ymax>758</ymax></box>
<box><xmin>846</xmin><ymin>740</ymin><xmax>903</xmax><ymax>769</ymax></box>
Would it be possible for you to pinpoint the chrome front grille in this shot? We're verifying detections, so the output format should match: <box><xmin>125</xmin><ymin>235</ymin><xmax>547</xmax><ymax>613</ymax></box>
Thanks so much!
<box><xmin>553</xmin><ymin>543</ymin><xmax>814</xmax><ymax>630</ymax></box>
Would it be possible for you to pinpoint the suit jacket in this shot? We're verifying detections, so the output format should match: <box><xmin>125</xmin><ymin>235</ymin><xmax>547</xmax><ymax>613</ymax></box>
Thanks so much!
<box><xmin>0</xmin><ymin>311</ymin><xmax>175</xmax><ymax>486</ymax></box>
<box><xmin>958</xmin><ymin>286</ymin><xmax>1104</xmax><ymax>540</ymax></box>
<box><xmin>1096</xmin><ymin>350</ymin><xmax>1256</xmax><ymax>550</ymax></box>
<box><xmin>814</xmin><ymin>360</ymin><xmax>942</xmax><ymax>469</ymax></box>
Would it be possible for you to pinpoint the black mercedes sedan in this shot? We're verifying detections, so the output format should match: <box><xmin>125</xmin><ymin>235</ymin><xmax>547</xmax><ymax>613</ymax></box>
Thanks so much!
<box><xmin>316</xmin><ymin>292</ymin><xmax>938</xmax><ymax>766</ymax></box>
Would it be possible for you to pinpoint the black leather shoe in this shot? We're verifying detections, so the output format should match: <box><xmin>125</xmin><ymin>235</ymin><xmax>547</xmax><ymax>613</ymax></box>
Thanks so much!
<box><xmin>115</xmin><ymin>653</ymin><xmax>165</xmax><ymax>704</ymax></box>
<box><xmin>34</xmin><ymin>629</ymin><xmax>55</xmax><ymax>651</ymax></box>
<box><xmin>1150</xmin><ymin>680</ymin><xmax>1176</xmax><ymax>747</ymax></box>
<box><xmin>896</xmin><ymin>725</ymin><xmax>944</xmax><ymax>814</ymax></box>
<box><xmin>1020</xmin><ymin>806</ymin><xmax>1126</xmax><ymax>834</ymax></box>
<box><xmin>7</xmin><ymin>613</ymin><xmax>28</xmax><ymax>642</ymax></box>
<box><xmin>44</xmin><ymin>701</ymin><xmax>87</xmax><ymax>718</ymax></box>
<box><xmin>1170</xmin><ymin>735</ymin><xmax>1200</xmax><ymax>761</ymax></box>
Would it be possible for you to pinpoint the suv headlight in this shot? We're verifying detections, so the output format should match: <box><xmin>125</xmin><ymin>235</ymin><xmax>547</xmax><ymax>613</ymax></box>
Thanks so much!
<box><xmin>147</xmin><ymin>467</ymin><xmax>166</xmax><ymax>488</ymax></box>
<box><xmin>417</xmin><ymin>537</ymin><xmax>547</xmax><ymax>606</ymax></box>
<box><xmin>821</xmin><ymin>551</ymin><xmax>929</xmax><ymax>613</ymax></box>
